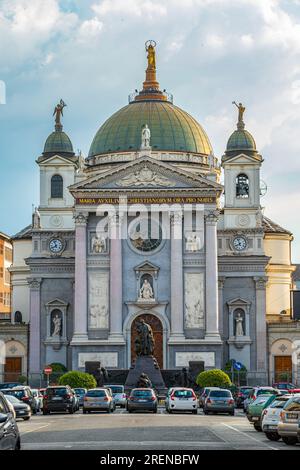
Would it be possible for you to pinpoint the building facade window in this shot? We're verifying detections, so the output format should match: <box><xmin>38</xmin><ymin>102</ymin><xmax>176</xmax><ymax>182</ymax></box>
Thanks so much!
<box><xmin>51</xmin><ymin>174</ymin><xmax>63</xmax><ymax>198</ymax></box>
<box><xmin>236</xmin><ymin>174</ymin><xmax>249</xmax><ymax>198</ymax></box>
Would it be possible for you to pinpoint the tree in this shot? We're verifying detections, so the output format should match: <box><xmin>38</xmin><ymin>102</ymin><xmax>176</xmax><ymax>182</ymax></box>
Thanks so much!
<box><xmin>58</xmin><ymin>371</ymin><xmax>97</xmax><ymax>389</ymax></box>
<box><xmin>196</xmin><ymin>369</ymin><xmax>232</xmax><ymax>388</ymax></box>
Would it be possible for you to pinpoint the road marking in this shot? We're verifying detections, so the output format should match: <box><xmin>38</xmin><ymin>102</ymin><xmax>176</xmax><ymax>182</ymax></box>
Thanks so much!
<box><xmin>221</xmin><ymin>423</ymin><xmax>279</xmax><ymax>450</ymax></box>
<box><xmin>20</xmin><ymin>423</ymin><xmax>51</xmax><ymax>435</ymax></box>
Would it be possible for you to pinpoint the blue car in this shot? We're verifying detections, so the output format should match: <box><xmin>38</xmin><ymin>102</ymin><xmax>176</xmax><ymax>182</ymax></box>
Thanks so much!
<box><xmin>73</xmin><ymin>388</ymin><xmax>87</xmax><ymax>407</ymax></box>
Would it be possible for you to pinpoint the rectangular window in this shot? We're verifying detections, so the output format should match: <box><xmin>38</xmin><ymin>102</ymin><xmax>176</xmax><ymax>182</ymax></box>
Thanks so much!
<box><xmin>4</xmin><ymin>247</ymin><xmax>12</xmax><ymax>262</ymax></box>
<box><xmin>0</xmin><ymin>292</ymin><xmax>3</xmax><ymax>304</ymax></box>
<box><xmin>218</xmin><ymin>238</ymin><xmax>223</xmax><ymax>249</ymax></box>
<box><xmin>4</xmin><ymin>269</ymin><xmax>10</xmax><ymax>284</ymax></box>
<box><xmin>0</xmin><ymin>267</ymin><xmax>3</xmax><ymax>278</ymax></box>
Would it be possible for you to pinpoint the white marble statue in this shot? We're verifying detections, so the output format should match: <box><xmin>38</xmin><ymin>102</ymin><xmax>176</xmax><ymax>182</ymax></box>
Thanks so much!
<box><xmin>185</xmin><ymin>232</ymin><xmax>201</xmax><ymax>252</ymax></box>
<box><xmin>139</xmin><ymin>279</ymin><xmax>154</xmax><ymax>300</ymax></box>
<box><xmin>33</xmin><ymin>207</ymin><xmax>41</xmax><ymax>229</ymax></box>
<box><xmin>91</xmin><ymin>234</ymin><xmax>106</xmax><ymax>253</ymax></box>
<box><xmin>52</xmin><ymin>314</ymin><xmax>62</xmax><ymax>337</ymax></box>
<box><xmin>141</xmin><ymin>124</ymin><xmax>151</xmax><ymax>148</ymax></box>
<box><xmin>235</xmin><ymin>312</ymin><xmax>244</xmax><ymax>336</ymax></box>
<box><xmin>184</xmin><ymin>273</ymin><xmax>204</xmax><ymax>328</ymax></box>
<box><xmin>90</xmin><ymin>304</ymin><xmax>108</xmax><ymax>329</ymax></box>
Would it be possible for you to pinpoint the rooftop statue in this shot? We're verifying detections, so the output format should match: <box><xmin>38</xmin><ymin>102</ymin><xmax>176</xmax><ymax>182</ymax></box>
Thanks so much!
<box><xmin>145</xmin><ymin>40</ymin><xmax>156</xmax><ymax>69</ymax></box>
<box><xmin>232</xmin><ymin>101</ymin><xmax>245</xmax><ymax>127</ymax></box>
<box><xmin>53</xmin><ymin>99</ymin><xmax>66</xmax><ymax>127</ymax></box>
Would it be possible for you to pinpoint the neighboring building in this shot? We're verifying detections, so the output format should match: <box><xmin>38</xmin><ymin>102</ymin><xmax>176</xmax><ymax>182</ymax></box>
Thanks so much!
<box><xmin>4</xmin><ymin>42</ymin><xmax>299</xmax><ymax>385</ymax></box>
<box><xmin>0</xmin><ymin>232</ymin><xmax>12</xmax><ymax>320</ymax></box>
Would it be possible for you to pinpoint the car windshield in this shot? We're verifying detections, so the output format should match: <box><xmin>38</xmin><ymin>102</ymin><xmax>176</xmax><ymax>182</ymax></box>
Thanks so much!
<box><xmin>108</xmin><ymin>386</ymin><xmax>124</xmax><ymax>394</ymax></box>
<box><xmin>4</xmin><ymin>394</ymin><xmax>22</xmax><ymax>404</ymax></box>
<box><xmin>4</xmin><ymin>390</ymin><xmax>25</xmax><ymax>399</ymax></box>
<box><xmin>86</xmin><ymin>390</ymin><xmax>106</xmax><ymax>398</ymax></box>
<box><xmin>270</xmin><ymin>399</ymin><xmax>289</xmax><ymax>409</ymax></box>
<box><xmin>132</xmin><ymin>390</ymin><xmax>153</xmax><ymax>397</ymax></box>
<box><xmin>253</xmin><ymin>396</ymin><xmax>270</xmax><ymax>405</ymax></box>
<box><xmin>47</xmin><ymin>388</ymin><xmax>68</xmax><ymax>396</ymax></box>
<box><xmin>173</xmin><ymin>390</ymin><xmax>194</xmax><ymax>398</ymax></box>
<box><xmin>257</xmin><ymin>389</ymin><xmax>276</xmax><ymax>396</ymax></box>
<box><xmin>284</xmin><ymin>397</ymin><xmax>300</xmax><ymax>411</ymax></box>
<box><xmin>209</xmin><ymin>390</ymin><xmax>232</xmax><ymax>398</ymax></box>
<box><xmin>74</xmin><ymin>389</ymin><xmax>85</xmax><ymax>395</ymax></box>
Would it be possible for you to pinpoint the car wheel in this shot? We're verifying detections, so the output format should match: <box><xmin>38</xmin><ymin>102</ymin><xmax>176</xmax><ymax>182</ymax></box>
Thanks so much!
<box><xmin>265</xmin><ymin>432</ymin><xmax>280</xmax><ymax>441</ymax></box>
<box><xmin>203</xmin><ymin>410</ymin><xmax>209</xmax><ymax>415</ymax></box>
<box><xmin>14</xmin><ymin>438</ymin><xmax>21</xmax><ymax>450</ymax></box>
<box><xmin>153</xmin><ymin>409</ymin><xmax>157</xmax><ymax>414</ymax></box>
<box><xmin>43</xmin><ymin>410</ymin><xmax>49</xmax><ymax>415</ymax></box>
<box><xmin>192</xmin><ymin>410</ymin><xmax>197</xmax><ymax>415</ymax></box>
<box><xmin>254</xmin><ymin>424</ymin><xmax>262</xmax><ymax>432</ymax></box>
<box><xmin>230</xmin><ymin>411</ymin><xmax>235</xmax><ymax>416</ymax></box>
<box><xmin>83</xmin><ymin>409</ymin><xmax>87</xmax><ymax>414</ymax></box>
<box><xmin>282</xmin><ymin>436</ymin><xmax>298</xmax><ymax>445</ymax></box>
<box><xmin>23</xmin><ymin>417</ymin><xmax>30</xmax><ymax>421</ymax></box>
<box><xmin>69</xmin><ymin>408</ymin><xmax>74</xmax><ymax>414</ymax></box>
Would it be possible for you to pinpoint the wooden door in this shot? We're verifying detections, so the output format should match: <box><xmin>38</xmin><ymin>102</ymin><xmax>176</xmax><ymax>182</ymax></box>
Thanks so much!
<box><xmin>131</xmin><ymin>314</ymin><xmax>163</xmax><ymax>368</ymax></box>
<box><xmin>4</xmin><ymin>357</ymin><xmax>22</xmax><ymax>382</ymax></box>
<box><xmin>274</xmin><ymin>356</ymin><xmax>292</xmax><ymax>382</ymax></box>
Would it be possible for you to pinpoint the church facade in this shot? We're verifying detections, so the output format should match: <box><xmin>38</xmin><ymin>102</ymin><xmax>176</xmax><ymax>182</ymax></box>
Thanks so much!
<box><xmin>5</xmin><ymin>42</ymin><xmax>297</xmax><ymax>386</ymax></box>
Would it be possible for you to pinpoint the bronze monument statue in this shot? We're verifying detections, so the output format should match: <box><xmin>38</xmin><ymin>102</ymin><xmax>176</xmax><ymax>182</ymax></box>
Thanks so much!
<box><xmin>135</xmin><ymin>319</ymin><xmax>155</xmax><ymax>356</ymax></box>
<box><xmin>136</xmin><ymin>372</ymin><xmax>152</xmax><ymax>388</ymax></box>
<box><xmin>53</xmin><ymin>99</ymin><xmax>66</xmax><ymax>127</ymax></box>
<box><xmin>232</xmin><ymin>101</ymin><xmax>245</xmax><ymax>125</ymax></box>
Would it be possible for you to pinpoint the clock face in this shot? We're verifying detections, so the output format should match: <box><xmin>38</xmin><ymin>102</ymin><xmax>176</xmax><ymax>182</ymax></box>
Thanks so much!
<box><xmin>49</xmin><ymin>239</ymin><xmax>63</xmax><ymax>253</ymax></box>
<box><xmin>233</xmin><ymin>236</ymin><xmax>247</xmax><ymax>251</ymax></box>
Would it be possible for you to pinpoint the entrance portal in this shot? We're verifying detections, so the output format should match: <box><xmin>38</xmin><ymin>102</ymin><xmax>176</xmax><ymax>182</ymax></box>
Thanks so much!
<box><xmin>131</xmin><ymin>314</ymin><xmax>163</xmax><ymax>368</ymax></box>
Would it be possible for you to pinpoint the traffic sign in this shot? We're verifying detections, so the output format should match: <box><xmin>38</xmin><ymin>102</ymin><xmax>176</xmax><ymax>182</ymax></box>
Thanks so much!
<box><xmin>44</xmin><ymin>366</ymin><xmax>53</xmax><ymax>375</ymax></box>
<box><xmin>233</xmin><ymin>361</ymin><xmax>243</xmax><ymax>371</ymax></box>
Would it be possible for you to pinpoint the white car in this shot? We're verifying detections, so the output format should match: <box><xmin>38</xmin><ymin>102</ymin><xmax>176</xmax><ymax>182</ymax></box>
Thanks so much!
<box><xmin>262</xmin><ymin>395</ymin><xmax>292</xmax><ymax>441</ymax></box>
<box><xmin>165</xmin><ymin>387</ymin><xmax>198</xmax><ymax>414</ymax></box>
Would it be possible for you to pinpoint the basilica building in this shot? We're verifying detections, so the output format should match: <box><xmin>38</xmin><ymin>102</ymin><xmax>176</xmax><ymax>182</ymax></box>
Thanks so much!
<box><xmin>4</xmin><ymin>42</ymin><xmax>298</xmax><ymax>386</ymax></box>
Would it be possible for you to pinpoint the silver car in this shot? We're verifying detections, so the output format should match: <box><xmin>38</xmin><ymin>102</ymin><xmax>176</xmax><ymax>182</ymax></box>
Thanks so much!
<box><xmin>199</xmin><ymin>387</ymin><xmax>221</xmax><ymax>408</ymax></box>
<box><xmin>278</xmin><ymin>394</ymin><xmax>300</xmax><ymax>445</ymax></box>
<box><xmin>262</xmin><ymin>395</ymin><xmax>292</xmax><ymax>441</ymax></box>
<box><xmin>83</xmin><ymin>388</ymin><xmax>114</xmax><ymax>413</ymax></box>
<box><xmin>105</xmin><ymin>385</ymin><xmax>127</xmax><ymax>408</ymax></box>
<box><xmin>203</xmin><ymin>389</ymin><xmax>235</xmax><ymax>415</ymax></box>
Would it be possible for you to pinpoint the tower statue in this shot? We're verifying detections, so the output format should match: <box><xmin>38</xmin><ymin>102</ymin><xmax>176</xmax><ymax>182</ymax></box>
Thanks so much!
<box><xmin>53</xmin><ymin>99</ymin><xmax>66</xmax><ymax>128</ymax></box>
<box><xmin>141</xmin><ymin>124</ymin><xmax>151</xmax><ymax>149</ymax></box>
<box><xmin>232</xmin><ymin>101</ymin><xmax>245</xmax><ymax>129</ymax></box>
<box><xmin>146</xmin><ymin>42</ymin><xmax>156</xmax><ymax>69</ymax></box>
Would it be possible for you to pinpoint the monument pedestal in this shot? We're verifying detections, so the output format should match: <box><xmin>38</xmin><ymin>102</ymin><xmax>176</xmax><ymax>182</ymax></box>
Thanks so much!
<box><xmin>125</xmin><ymin>355</ymin><xmax>166</xmax><ymax>395</ymax></box>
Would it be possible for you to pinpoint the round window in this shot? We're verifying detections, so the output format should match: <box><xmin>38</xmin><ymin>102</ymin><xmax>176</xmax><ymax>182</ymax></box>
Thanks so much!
<box><xmin>129</xmin><ymin>217</ymin><xmax>162</xmax><ymax>253</ymax></box>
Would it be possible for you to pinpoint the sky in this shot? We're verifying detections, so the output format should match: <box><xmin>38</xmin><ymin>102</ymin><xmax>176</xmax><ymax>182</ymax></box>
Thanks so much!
<box><xmin>0</xmin><ymin>0</ymin><xmax>300</xmax><ymax>261</ymax></box>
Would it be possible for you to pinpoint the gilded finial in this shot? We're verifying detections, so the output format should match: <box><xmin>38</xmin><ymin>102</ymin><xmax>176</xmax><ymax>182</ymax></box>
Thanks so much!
<box><xmin>232</xmin><ymin>101</ymin><xmax>245</xmax><ymax>130</ymax></box>
<box><xmin>53</xmin><ymin>99</ymin><xmax>66</xmax><ymax>131</ymax></box>
<box><xmin>145</xmin><ymin>40</ymin><xmax>156</xmax><ymax>69</ymax></box>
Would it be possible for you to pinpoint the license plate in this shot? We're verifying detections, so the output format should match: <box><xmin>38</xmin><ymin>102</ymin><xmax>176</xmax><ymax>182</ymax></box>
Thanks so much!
<box><xmin>138</xmin><ymin>399</ymin><xmax>147</xmax><ymax>402</ymax></box>
<box><xmin>252</xmin><ymin>417</ymin><xmax>259</xmax><ymax>421</ymax></box>
<box><xmin>18</xmin><ymin>411</ymin><xmax>25</xmax><ymax>414</ymax></box>
<box><xmin>52</xmin><ymin>397</ymin><xmax>62</xmax><ymax>401</ymax></box>
<box><xmin>267</xmin><ymin>425</ymin><xmax>277</xmax><ymax>430</ymax></box>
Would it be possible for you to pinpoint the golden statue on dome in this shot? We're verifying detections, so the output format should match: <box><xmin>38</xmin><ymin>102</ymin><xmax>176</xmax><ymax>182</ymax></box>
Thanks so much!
<box><xmin>232</xmin><ymin>101</ymin><xmax>245</xmax><ymax>127</ymax></box>
<box><xmin>145</xmin><ymin>40</ymin><xmax>156</xmax><ymax>69</ymax></box>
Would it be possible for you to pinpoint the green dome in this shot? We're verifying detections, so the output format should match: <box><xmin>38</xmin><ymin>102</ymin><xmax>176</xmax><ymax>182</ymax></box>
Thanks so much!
<box><xmin>226</xmin><ymin>129</ymin><xmax>256</xmax><ymax>152</ymax></box>
<box><xmin>88</xmin><ymin>101</ymin><xmax>213</xmax><ymax>157</ymax></box>
<box><xmin>43</xmin><ymin>129</ymin><xmax>74</xmax><ymax>155</ymax></box>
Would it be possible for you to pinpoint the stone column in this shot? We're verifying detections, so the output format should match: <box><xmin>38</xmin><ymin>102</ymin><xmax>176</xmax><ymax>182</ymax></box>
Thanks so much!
<box><xmin>254</xmin><ymin>276</ymin><xmax>268</xmax><ymax>371</ymax></box>
<box><xmin>109</xmin><ymin>214</ymin><xmax>123</xmax><ymax>339</ymax></box>
<box><xmin>73</xmin><ymin>212</ymin><xmax>88</xmax><ymax>341</ymax></box>
<box><xmin>218</xmin><ymin>277</ymin><xmax>226</xmax><ymax>337</ymax></box>
<box><xmin>170</xmin><ymin>212</ymin><xmax>184</xmax><ymax>338</ymax></box>
<box><xmin>28</xmin><ymin>278</ymin><xmax>42</xmax><ymax>374</ymax></box>
<box><xmin>205</xmin><ymin>212</ymin><xmax>221</xmax><ymax>341</ymax></box>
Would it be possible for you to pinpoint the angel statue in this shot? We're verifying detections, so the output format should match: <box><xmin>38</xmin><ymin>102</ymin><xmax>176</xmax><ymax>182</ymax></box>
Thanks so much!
<box><xmin>232</xmin><ymin>101</ymin><xmax>245</xmax><ymax>125</ymax></box>
<box><xmin>53</xmin><ymin>99</ymin><xmax>66</xmax><ymax>127</ymax></box>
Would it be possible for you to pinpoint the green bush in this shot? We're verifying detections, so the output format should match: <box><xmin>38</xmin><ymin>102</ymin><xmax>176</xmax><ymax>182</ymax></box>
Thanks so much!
<box><xmin>196</xmin><ymin>369</ymin><xmax>232</xmax><ymax>388</ymax></box>
<box><xmin>18</xmin><ymin>375</ymin><xmax>27</xmax><ymax>385</ymax></box>
<box><xmin>58</xmin><ymin>371</ymin><xmax>97</xmax><ymax>389</ymax></box>
<box><xmin>49</xmin><ymin>362</ymin><xmax>67</xmax><ymax>373</ymax></box>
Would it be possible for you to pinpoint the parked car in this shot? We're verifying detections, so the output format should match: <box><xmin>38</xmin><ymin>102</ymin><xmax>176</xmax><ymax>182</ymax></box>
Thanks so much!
<box><xmin>235</xmin><ymin>386</ymin><xmax>253</xmax><ymax>408</ymax></box>
<box><xmin>278</xmin><ymin>395</ymin><xmax>300</xmax><ymax>445</ymax></box>
<box><xmin>165</xmin><ymin>387</ymin><xmax>198</xmax><ymax>414</ymax></box>
<box><xmin>0</xmin><ymin>383</ymin><xmax>22</xmax><ymax>391</ymax></box>
<box><xmin>104</xmin><ymin>387</ymin><xmax>116</xmax><ymax>411</ymax></box>
<box><xmin>4</xmin><ymin>394</ymin><xmax>32</xmax><ymax>421</ymax></box>
<box><xmin>83</xmin><ymin>388</ymin><xmax>115</xmax><ymax>413</ymax></box>
<box><xmin>127</xmin><ymin>388</ymin><xmax>158</xmax><ymax>413</ymax></box>
<box><xmin>261</xmin><ymin>395</ymin><xmax>292</xmax><ymax>441</ymax></box>
<box><xmin>71</xmin><ymin>389</ymin><xmax>80</xmax><ymax>411</ymax></box>
<box><xmin>272</xmin><ymin>382</ymin><xmax>295</xmax><ymax>392</ymax></box>
<box><xmin>73</xmin><ymin>388</ymin><xmax>87</xmax><ymax>407</ymax></box>
<box><xmin>105</xmin><ymin>385</ymin><xmax>127</xmax><ymax>408</ymax></box>
<box><xmin>0</xmin><ymin>391</ymin><xmax>21</xmax><ymax>450</ymax></box>
<box><xmin>243</xmin><ymin>387</ymin><xmax>279</xmax><ymax>413</ymax></box>
<box><xmin>43</xmin><ymin>386</ymin><xmax>77</xmax><ymax>415</ymax></box>
<box><xmin>31</xmin><ymin>389</ymin><xmax>43</xmax><ymax>412</ymax></box>
<box><xmin>247</xmin><ymin>394</ymin><xmax>278</xmax><ymax>431</ymax></box>
<box><xmin>203</xmin><ymin>389</ymin><xmax>235</xmax><ymax>415</ymax></box>
<box><xmin>4</xmin><ymin>386</ymin><xmax>38</xmax><ymax>414</ymax></box>
<box><xmin>199</xmin><ymin>387</ymin><xmax>221</xmax><ymax>408</ymax></box>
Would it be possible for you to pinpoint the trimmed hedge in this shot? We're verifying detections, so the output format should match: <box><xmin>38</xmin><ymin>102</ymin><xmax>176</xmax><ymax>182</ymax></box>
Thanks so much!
<box><xmin>196</xmin><ymin>369</ymin><xmax>232</xmax><ymax>388</ymax></box>
<box><xmin>58</xmin><ymin>371</ymin><xmax>97</xmax><ymax>389</ymax></box>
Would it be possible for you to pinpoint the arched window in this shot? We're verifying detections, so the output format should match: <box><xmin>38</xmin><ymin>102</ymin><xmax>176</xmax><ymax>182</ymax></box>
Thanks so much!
<box><xmin>236</xmin><ymin>174</ymin><xmax>249</xmax><ymax>198</ymax></box>
<box><xmin>51</xmin><ymin>174</ymin><xmax>63</xmax><ymax>198</ymax></box>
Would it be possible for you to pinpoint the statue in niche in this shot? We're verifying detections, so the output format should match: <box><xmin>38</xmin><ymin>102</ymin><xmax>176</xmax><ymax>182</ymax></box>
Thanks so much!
<box><xmin>91</xmin><ymin>233</ymin><xmax>107</xmax><ymax>253</ymax></box>
<box><xmin>141</xmin><ymin>124</ymin><xmax>151</xmax><ymax>148</ymax></box>
<box><xmin>185</xmin><ymin>232</ymin><xmax>201</xmax><ymax>252</ymax></box>
<box><xmin>235</xmin><ymin>312</ymin><xmax>245</xmax><ymax>337</ymax></box>
<box><xmin>139</xmin><ymin>278</ymin><xmax>154</xmax><ymax>300</ymax></box>
<box><xmin>51</xmin><ymin>312</ymin><xmax>62</xmax><ymax>337</ymax></box>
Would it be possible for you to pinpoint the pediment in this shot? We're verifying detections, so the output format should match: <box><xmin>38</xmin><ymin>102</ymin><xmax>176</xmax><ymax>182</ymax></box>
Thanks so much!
<box><xmin>134</xmin><ymin>261</ymin><xmax>160</xmax><ymax>273</ymax></box>
<box><xmin>69</xmin><ymin>156</ymin><xmax>223</xmax><ymax>193</ymax></box>
<box><xmin>45</xmin><ymin>298</ymin><xmax>69</xmax><ymax>307</ymax></box>
<box><xmin>227</xmin><ymin>297</ymin><xmax>251</xmax><ymax>307</ymax></box>
<box><xmin>222</xmin><ymin>153</ymin><xmax>262</xmax><ymax>165</ymax></box>
<box><xmin>38</xmin><ymin>154</ymin><xmax>76</xmax><ymax>167</ymax></box>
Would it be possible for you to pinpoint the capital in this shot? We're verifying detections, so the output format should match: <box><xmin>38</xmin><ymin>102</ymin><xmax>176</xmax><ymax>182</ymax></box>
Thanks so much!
<box><xmin>254</xmin><ymin>276</ymin><xmax>267</xmax><ymax>290</ymax></box>
<box><xmin>74</xmin><ymin>212</ymin><xmax>88</xmax><ymax>226</ymax></box>
<box><xmin>28</xmin><ymin>277</ymin><xmax>43</xmax><ymax>290</ymax></box>
<box><xmin>205</xmin><ymin>210</ymin><xmax>219</xmax><ymax>224</ymax></box>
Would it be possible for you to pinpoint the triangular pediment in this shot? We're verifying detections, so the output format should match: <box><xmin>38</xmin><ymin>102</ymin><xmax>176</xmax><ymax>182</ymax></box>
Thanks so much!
<box><xmin>69</xmin><ymin>156</ymin><xmax>223</xmax><ymax>193</ymax></box>
<box><xmin>37</xmin><ymin>154</ymin><xmax>76</xmax><ymax>167</ymax></box>
<box><xmin>45</xmin><ymin>298</ymin><xmax>68</xmax><ymax>307</ymax></box>
<box><xmin>222</xmin><ymin>153</ymin><xmax>262</xmax><ymax>166</ymax></box>
<box><xmin>227</xmin><ymin>297</ymin><xmax>251</xmax><ymax>307</ymax></box>
<box><xmin>134</xmin><ymin>260</ymin><xmax>160</xmax><ymax>273</ymax></box>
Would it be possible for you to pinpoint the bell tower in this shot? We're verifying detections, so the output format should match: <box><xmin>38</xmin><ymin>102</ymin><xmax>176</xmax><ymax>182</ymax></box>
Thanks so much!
<box><xmin>222</xmin><ymin>102</ymin><xmax>263</xmax><ymax>230</ymax></box>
